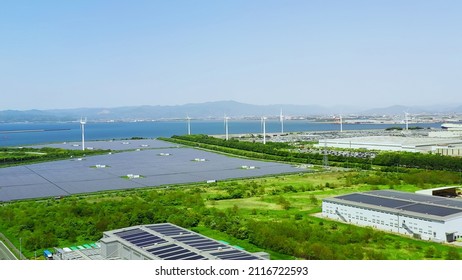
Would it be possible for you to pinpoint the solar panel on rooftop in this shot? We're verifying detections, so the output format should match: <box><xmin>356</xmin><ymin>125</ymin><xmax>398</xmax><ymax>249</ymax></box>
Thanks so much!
<box><xmin>157</xmin><ymin>249</ymin><xmax>191</xmax><ymax>259</ymax></box>
<box><xmin>146</xmin><ymin>224</ymin><xmax>190</xmax><ymax>236</ymax></box>
<box><xmin>398</xmin><ymin>203</ymin><xmax>462</xmax><ymax>217</ymax></box>
<box><xmin>164</xmin><ymin>252</ymin><xmax>202</xmax><ymax>260</ymax></box>
<box><xmin>336</xmin><ymin>193</ymin><xmax>412</xmax><ymax>208</ymax></box>
<box><xmin>210</xmin><ymin>250</ymin><xmax>242</xmax><ymax>257</ymax></box>
<box><xmin>147</xmin><ymin>244</ymin><xmax>179</xmax><ymax>254</ymax></box>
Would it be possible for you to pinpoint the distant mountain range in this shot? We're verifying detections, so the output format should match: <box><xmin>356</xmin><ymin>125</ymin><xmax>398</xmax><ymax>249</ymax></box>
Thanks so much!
<box><xmin>1</xmin><ymin>101</ymin><xmax>461</xmax><ymax>122</ymax></box>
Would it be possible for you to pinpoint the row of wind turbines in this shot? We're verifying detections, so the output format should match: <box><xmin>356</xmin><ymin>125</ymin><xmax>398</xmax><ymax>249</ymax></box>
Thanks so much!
<box><xmin>78</xmin><ymin>112</ymin><xmax>412</xmax><ymax>150</ymax></box>
<box><xmin>186</xmin><ymin>110</ymin><xmax>287</xmax><ymax>144</ymax></box>
<box><xmin>186</xmin><ymin>110</ymin><xmax>413</xmax><ymax>143</ymax></box>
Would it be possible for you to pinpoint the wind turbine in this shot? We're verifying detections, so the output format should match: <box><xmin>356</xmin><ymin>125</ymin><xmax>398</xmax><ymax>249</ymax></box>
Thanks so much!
<box><xmin>186</xmin><ymin>115</ymin><xmax>191</xmax><ymax>135</ymax></box>
<box><xmin>261</xmin><ymin>116</ymin><xmax>267</xmax><ymax>144</ymax></box>
<box><xmin>404</xmin><ymin>111</ymin><xmax>409</xmax><ymax>131</ymax></box>
<box><xmin>80</xmin><ymin>117</ymin><xmax>87</xmax><ymax>151</ymax></box>
<box><xmin>339</xmin><ymin>115</ymin><xmax>343</xmax><ymax>132</ymax></box>
<box><xmin>279</xmin><ymin>108</ymin><xmax>284</xmax><ymax>134</ymax></box>
<box><xmin>224</xmin><ymin>115</ymin><xmax>230</xmax><ymax>140</ymax></box>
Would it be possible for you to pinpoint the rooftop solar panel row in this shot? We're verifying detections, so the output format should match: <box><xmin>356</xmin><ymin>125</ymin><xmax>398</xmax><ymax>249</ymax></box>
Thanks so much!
<box><xmin>172</xmin><ymin>235</ymin><xmax>225</xmax><ymax>251</ymax></box>
<box><xmin>146</xmin><ymin>243</ymin><xmax>204</xmax><ymax>260</ymax></box>
<box><xmin>114</xmin><ymin>229</ymin><xmax>144</xmax><ymax>238</ymax></box>
<box><xmin>134</xmin><ymin>238</ymin><xmax>166</xmax><ymax>247</ymax></box>
<box><xmin>147</xmin><ymin>243</ymin><xmax>179</xmax><ymax>254</ymax></box>
<box><xmin>398</xmin><ymin>203</ymin><xmax>462</xmax><ymax>217</ymax></box>
<box><xmin>115</xmin><ymin>229</ymin><xmax>167</xmax><ymax>247</ymax></box>
<box><xmin>336</xmin><ymin>193</ymin><xmax>412</xmax><ymax>209</ymax></box>
<box><xmin>158</xmin><ymin>249</ymin><xmax>191</xmax><ymax>259</ymax></box>
<box><xmin>209</xmin><ymin>249</ymin><xmax>259</xmax><ymax>260</ymax></box>
<box><xmin>164</xmin><ymin>251</ymin><xmax>200</xmax><ymax>260</ymax></box>
<box><xmin>210</xmin><ymin>250</ymin><xmax>242</xmax><ymax>257</ymax></box>
<box><xmin>121</xmin><ymin>233</ymin><xmax>151</xmax><ymax>241</ymax></box>
<box><xmin>146</xmin><ymin>224</ymin><xmax>190</xmax><ymax>236</ymax></box>
<box><xmin>173</xmin><ymin>235</ymin><xmax>201</xmax><ymax>242</ymax></box>
<box><xmin>371</xmin><ymin>190</ymin><xmax>451</xmax><ymax>203</ymax></box>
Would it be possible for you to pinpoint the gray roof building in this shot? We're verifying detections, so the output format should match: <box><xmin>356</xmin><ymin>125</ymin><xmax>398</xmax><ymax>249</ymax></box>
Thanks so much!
<box><xmin>99</xmin><ymin>223</ymin><xmax>268</xmax><ymax>260</ymax></box>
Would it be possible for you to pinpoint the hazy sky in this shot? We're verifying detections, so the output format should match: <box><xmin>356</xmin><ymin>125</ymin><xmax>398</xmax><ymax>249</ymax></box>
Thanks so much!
<box><xmin>1</xmin><ymin>1</ymin><xmax>461</xmax><ymax>110</ymax></box>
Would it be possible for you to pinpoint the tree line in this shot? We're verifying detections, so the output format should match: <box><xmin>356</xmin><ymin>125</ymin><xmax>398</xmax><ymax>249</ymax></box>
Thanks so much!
<box><xmin>0</xmin><ymin>147</ymin><xmax>110</xmax><ymax>166</ymax></box>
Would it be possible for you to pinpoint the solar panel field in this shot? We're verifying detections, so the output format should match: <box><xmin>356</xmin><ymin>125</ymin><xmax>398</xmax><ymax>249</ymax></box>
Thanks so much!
<box><xmin>1</xmin><ymin>140</ymin><xmax>303</xmax><ymax>202</ymax></box>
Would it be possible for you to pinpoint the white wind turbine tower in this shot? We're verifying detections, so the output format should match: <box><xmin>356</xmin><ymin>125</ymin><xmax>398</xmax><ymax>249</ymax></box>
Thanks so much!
<box><xmin>224</xmin><ymin>115</ymin><xmax>230</xmax><ymax>140</ymax></box>
<box><xmin>80</xmin><ymin>117</ymin><xmax>87</xmax><ymax>151</ymax></box>
<box><xmin>339</xmin><ymin>115</ymin><xmax>343</xmax><ymax>132</ymax></box>
<box><xmin>404</xmin><ymin>111</ymin><xmax>409</xmax><ymax>131</ymax></box>
<box><xmin>186</xmin><ymin>115</ymin><xmax>191</xmax><ymax>135</ymax></box>
<box><xmin>261</xmin><ymin>116</ymin><xmax>267</xmax><ymax>144</ymax></box>
<box><xmin>279</xmin><ymin>108</ymin><xmax>284</xmax><ymax>134</ymax></box>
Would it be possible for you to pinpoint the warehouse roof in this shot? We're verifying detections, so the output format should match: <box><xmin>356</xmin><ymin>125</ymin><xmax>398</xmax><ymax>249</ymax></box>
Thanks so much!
<box><xmin>324</xmin><ymin>190</ymin><xmax>462</xmax><ymax>221</ymax></box>
<box><xmin>101</xmin><ymin>223</ymin><xmax>266</xmax><ymax>260</ymax></box>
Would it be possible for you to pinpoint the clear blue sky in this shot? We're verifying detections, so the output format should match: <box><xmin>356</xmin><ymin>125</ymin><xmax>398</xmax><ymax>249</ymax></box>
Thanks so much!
<box><xmin>1</xmin><ymin>0</ymin><xmax>460</xmax><ymax>110</ymax></box>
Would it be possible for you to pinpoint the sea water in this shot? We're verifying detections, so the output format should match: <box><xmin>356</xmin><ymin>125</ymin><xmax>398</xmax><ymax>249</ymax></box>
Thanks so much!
<box><xmin>0</xmin><ymin>120</ymin><xmax>442</xmax><ymax>147</ymax></box>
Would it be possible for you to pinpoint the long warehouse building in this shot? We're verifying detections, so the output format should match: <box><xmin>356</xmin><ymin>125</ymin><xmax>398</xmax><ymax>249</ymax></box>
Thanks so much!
<box><xmin>322</xmin><ymin>190</ymin><xmax>462</xmax><ymax>242</ymax></box>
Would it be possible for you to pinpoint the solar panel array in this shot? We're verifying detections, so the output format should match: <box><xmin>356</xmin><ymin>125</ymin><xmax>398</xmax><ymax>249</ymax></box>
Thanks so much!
<box><xmin>115</xmin><ymin>228</ymin><xmax>167</xmax><ymax>248</ymax></box>
<box><xmin>2</xmin><ymin>140</ymin><xmax>302</xmax><ymax>202</ymax></box>
<box><xmin>111</xmin><ymin>224</ymin><xmax>264</xmax><ymax>260</ymax></box>
<box><xmin>333</xmin><ymin>190</ymin><xmax>462</xmax><ymax>218</ymax></box>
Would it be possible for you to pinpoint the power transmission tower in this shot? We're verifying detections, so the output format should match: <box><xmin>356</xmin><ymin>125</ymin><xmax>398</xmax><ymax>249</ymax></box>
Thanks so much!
<box><xmin>323</xmin><ymin>141</ymin><xmax>329</xmax><ymax>169</ymax></box>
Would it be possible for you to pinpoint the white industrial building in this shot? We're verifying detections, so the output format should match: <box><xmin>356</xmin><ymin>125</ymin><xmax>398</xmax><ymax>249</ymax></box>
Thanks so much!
<box><xmin>316</xmin><ymin>136</ymin><xmax>462</xmax><ymax>153</ymax></box>
<box><xmin>322</xmin><ymin>190</ymin><xmax>462</xmax><ymax>242</ymax></box>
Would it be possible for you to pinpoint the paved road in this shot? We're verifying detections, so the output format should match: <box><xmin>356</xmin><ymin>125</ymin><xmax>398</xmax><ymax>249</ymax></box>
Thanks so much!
<box><xmin>0</xmin><ymin>241</ymin><xmax>17</xmax><ymax>260</ymax></box>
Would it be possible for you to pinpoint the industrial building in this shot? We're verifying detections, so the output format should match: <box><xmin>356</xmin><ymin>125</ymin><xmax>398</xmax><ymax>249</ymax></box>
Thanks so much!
<box><xmin>322</xmin><ymin>190</ymin><xmax>462</xmax><ymax>242</ymax></box>
<box><xmin>54</xmin><ymin>223</ymin><xmax>268</xmax><ymax>260</ymax></box>
<box><xmin>433</xmin><ymin>146</ymin><xmax>462</xmax><ymax>157</ymax></box>
<box><xmin>415</xmin><ymin>186</ymin><xmax>461</xmax><ymax>198</ymax></box>
<box><xmin>428</xmin><ymin>130</ymin><xmax>462</xmax><ymax>138</ymax></box>
<box><xmin>316</xmin><ymin>136</ymin><xmax>462</xmax><ymax>153</ymax></box>
<box><xmin>100</xmin><ymin>223</ymin><xmax>268</xmax><ymax>260</ymax></box>
<box><xmin>441</xmin><ymin>123</ymin><xmax>462</xmax><ymax>131</ymax></box>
